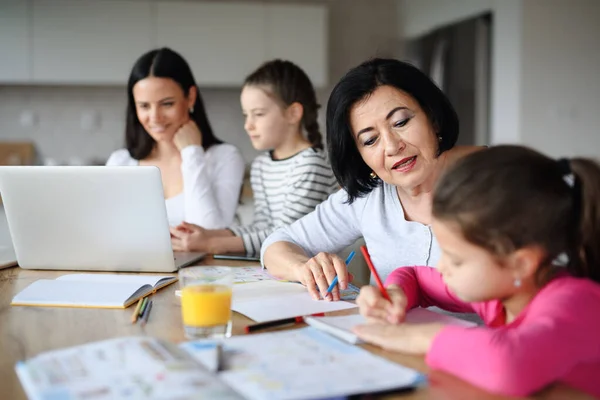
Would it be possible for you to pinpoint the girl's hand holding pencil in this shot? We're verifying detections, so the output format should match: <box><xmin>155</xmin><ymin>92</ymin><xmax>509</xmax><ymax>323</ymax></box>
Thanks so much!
<box><xmin>356</xmin><ymin>284</ymin><xmax>407</xmax><ymax>324</ymax></box>
<box><xmin>357</xmin><ymin>245</ymin><xmax>407</xmax><ymax>324</ymax></box>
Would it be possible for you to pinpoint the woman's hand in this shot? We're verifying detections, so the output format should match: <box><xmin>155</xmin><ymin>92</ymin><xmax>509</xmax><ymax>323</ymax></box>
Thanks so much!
<box><xmin>352</xmin><ymin>322</ymin><xmax>444</xmax><ymax>355</ymax></box>
<box><xmin>170</xmin><ymin>222</ymin><xmax>210</xmax><ymax>252</ymax></box>
<box><xmin>293</xmin><ymin>252</ymin><xmax>354</xmax><ymax>301</ymax></box>
<box><xmin>173</xmin><ymin>120</ymin><xmax>202</xmax><ymax>151</ymax></box>
<box><xmin>356</xmin><ymin>284</ymin><xmax>407</xmax><ymax>324</ymax></box>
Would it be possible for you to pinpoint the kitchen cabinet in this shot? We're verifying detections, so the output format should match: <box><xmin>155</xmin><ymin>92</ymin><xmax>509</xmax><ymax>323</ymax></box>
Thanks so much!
<box><xmin>31</xmin><ymin>0</ymin><xmax>153</xmax><ymax>84</ymax></box>
<box><xmin>0</xmin><ymin>0</ymin><xmax>31</xmax><ymax>83</ymax></box>
<box><xmin>265</xmin><ymin>4</ymin><xmax>328</xmax><ymax>88</ymax></box>
<box><xmin>0</xmin><ymin>0</ymin><xmax>329</xmax><ymax>87</ymax></box>
<box><xmin>156</xmin><ymin>2</ymin><xmax>267</xmax><ymax>87</ymax></box>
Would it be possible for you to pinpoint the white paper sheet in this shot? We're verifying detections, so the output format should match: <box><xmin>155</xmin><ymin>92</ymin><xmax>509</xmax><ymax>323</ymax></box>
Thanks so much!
<box><xmin>231</xmin><ymin>280</ymin><xmax>357</xmax><ymax>322</ymax></box>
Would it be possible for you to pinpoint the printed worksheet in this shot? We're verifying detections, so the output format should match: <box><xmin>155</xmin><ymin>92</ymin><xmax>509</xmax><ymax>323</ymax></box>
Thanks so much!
<box><xmin>182</xmin><ymin>327</ymin><xmax>424</xmax><ymax>400</ymax></box>
<box><xmin>15</xmin><ymin>337</ymin><xmax>241</xmax><ymax>399</ymax></box>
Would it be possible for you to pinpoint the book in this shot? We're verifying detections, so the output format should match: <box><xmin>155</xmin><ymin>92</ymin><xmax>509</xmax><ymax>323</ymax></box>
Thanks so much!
<box><xmin>231</xmin><ymin>280</ymin><xmax>358</xmax><ymax>322</ymax></box>
<box><xmin>11</xmin><ymin>273</ymin><xmax>177</xmax><ymax>309</ymax></box>
<box><xmin>304</xmin><ymin>307</ymin><xmax>478</xmax><ymax>344</ymax></box>
<box><xmin>15</xmin><ymin>328</ymin><xmax>425</xmax><ymax>400</ymax></box>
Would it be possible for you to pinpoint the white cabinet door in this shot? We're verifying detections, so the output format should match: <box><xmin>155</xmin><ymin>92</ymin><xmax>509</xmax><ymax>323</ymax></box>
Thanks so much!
<box><xmin>31</xmin><ymin>0</ymin><xmax>153</xmax><ymax>84</ymax></box>
<box><xmin>0</xmin><ymin>0</ymin><xmax>31</xmax><ymax>83</ymax></box>
<box><xmin>156</xmin><ymin>2</ymin><xmax>266</xmax><ymax>87</ymax></box>
<box><xmin>265</xmin><ymin>4</ymin><xmax>328</xmax><ymax>88</ymax></box>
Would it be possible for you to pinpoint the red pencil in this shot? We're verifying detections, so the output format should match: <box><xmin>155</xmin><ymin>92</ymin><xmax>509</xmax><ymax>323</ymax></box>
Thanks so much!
<box><xmin>244</xmin><ymin>313</ymin><xmax>325</xmax><ymax>333</ymax></box>
<box><xmin>360</xmin><ymin>245</ymin><xmax>392</xmax><ymax>302</ymax></box>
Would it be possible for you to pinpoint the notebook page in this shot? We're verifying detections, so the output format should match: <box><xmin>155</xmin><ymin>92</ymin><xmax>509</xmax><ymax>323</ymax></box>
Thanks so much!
<box><xmin>304</xmin><ymin>314</ymin><xmax>363</xmax><ymax>344</ymax></box>
<box><xmin>231</xmin><ymin>281</ymin><xmax>357</xmax><ymax>322</ymax></box>
<box><xmin>57</xmin><ymin>273</ymin><xmax>174</xmax><ymax>288</ymax></box>
<box><xmin>182</xmin><ymin>327</ymin><xmax>424</xmax><ymax>400</ymax></box>
<box><xmin>11</xmin><ymin>280</ymin><xmax>150</xmax><ymax>308</ymax></box>
<box><xmin>305</xmin><ymin>308</ymin><xmax>478</xmax><ymax>344</ymax></box>
<box><xmin>15</xmin><ymin>337</ymin><xmax>241</xmax><ymax>399</ymax></box>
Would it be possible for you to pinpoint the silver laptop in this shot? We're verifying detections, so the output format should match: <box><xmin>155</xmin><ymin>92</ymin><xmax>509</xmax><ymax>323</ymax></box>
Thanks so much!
<box><xmin>0</xmin><ymin>166</ymin><xmax>205</xmax><ymax>272</ymax></box>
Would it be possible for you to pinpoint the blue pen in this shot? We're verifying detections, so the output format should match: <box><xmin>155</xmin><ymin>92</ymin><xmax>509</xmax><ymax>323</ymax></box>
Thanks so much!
<box><xmin>325</xmin><ymin>250</ymin><xmax>356</xmax><ymax>296</ymax></box>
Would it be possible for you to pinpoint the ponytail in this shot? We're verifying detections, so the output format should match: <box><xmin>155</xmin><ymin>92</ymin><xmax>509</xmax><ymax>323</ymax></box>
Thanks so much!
<box><xmin>304</xmin><ymin>107</ymin><xmax>323</xmax><ymax>150</ymax></box>
<box><xmin>244</xmin><ymin>59</ymin><xmax>322</xmax><ymax>149</ymax></box>
<box><xmin>569</xmin><ymin>158</ymin><xmax>600</xmax><ymax>283</ymax></box>
<box><xmin>432</xmin><ymin>145</ymin><xmax>600</xmax><ymax>284</ymax></box>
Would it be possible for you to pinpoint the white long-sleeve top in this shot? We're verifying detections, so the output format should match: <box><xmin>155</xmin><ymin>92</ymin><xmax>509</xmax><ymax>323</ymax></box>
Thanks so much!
<box><xmin>106</xmin><ymin>144</ymin><xmax>245</xmax><ymax>229</ymax></box>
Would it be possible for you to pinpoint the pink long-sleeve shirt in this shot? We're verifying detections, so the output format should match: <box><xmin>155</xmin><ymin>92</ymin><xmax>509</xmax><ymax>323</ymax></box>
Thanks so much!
<box><xmin>385</xmin><ymin>266</ymin><xmax>600</xmax><ymax>397</ymax></box>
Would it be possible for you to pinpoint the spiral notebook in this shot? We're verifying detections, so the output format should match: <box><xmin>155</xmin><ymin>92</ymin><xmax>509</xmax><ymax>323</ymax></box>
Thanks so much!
<box><xmin>11</xmin><ymin>273</ymin><xmax>177</xmax><ymax>309</ymax></box>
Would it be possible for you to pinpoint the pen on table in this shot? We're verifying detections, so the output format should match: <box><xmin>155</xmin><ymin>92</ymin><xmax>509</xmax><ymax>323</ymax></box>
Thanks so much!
<box><xmin>216</xmin><ymin>343</ymin><xmax>224</xmax><ymax>372</ymax></box>
<box><xmin>140</xmin><ymin>300</ymin><xmax>153</xmax><ymax>326</ymax></box>
<box><xmin>324</xmin><ymin>250</ymin><xmax>356</xmax><ymax>297</ymax></box>
<box><xmin>244</xmin><ymin>313</ymin><xmax>325</xmax><ymax>334</ymax></box>
<box><xmin>131</xmin><ymin>297</ymin><xmax>144</xmax><ymax>324</ymax></box>
<box><xmin>138</xmin><ymin>297</ymin><xmax>149</xmax><ymax>318</ymax></box>
<box><xmin>360</xmin><ymin>245</ymin><xmax>392</xmax><ymax>302</ymax></box>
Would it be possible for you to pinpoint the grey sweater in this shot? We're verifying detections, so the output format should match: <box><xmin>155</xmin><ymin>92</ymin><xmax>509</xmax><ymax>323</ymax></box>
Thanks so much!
<box><xmin>260</xmin><ymin>182</ymin><xmax>441</xmax><ymax>282</ymax></box>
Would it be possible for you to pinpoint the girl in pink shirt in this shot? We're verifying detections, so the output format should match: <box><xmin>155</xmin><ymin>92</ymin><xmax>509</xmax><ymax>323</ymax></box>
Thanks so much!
<box><xmin>354</xmin><ymin>145</ymin><xmax>600</xmax><ymax>397</ymax></box>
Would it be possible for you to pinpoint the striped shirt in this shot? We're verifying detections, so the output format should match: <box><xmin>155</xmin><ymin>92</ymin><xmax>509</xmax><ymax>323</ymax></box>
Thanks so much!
<box><xmin>229</xmin><ymin>147</ymin><xmax>338</xmax><ymax>256</ymax></box>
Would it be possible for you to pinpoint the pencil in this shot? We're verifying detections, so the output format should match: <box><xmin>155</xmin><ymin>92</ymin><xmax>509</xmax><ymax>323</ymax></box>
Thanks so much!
<box><xmin>131</xmin><ymin>298</ymin><xmax>144</xmax><ymax>324</ymax></box>
<box><xmin>245</xmin><ymin>317</ymin><xmax>303</xmax><ymax>333</ymax></box>
<box><xmin>138</xmin><ymin>297</ymin><xmax>149</xmax><ymax>318</ymax></box>
<box><xmin>325</xmin><ymin>250</ymin><xmax>356</xmax><ymax>296</ymax></box>
<box><xmin>244</xmin><ymin>313</ymin><xmax>325</xmax><ymax>333</ymax></box>
<box><xmin>360</xmin><ymin>245</ymin><xmax>392</xmax><ymax>302</ymax></box>
<box><xmin>140</xmin><ymin>300</ymin><xmax>153</xmax><ymax>326</ymax></box>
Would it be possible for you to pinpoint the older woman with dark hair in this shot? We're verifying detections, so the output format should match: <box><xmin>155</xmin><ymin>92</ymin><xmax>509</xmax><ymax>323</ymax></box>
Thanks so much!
<box><xmin>261</xmin><ymin>58</ymin><xmax>482</xmax><ymax>301</ymax></box>
<box><xmin>107</xmin><ymin>48</ymin><xmax>245</xmax><ymax>230</ymax></box>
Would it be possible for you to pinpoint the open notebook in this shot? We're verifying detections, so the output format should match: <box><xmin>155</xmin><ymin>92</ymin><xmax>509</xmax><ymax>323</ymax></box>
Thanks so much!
<box><xmin>16</xmin><ymin>328</ymin><xmax>425</xmax><ymax>400</ymax></box>
<box><xmin>11</xmin><ymin>273</ymin><xmax>177</xmax><ymax>309</ymax></box>
<box><xmin>305</xmin><ymin>307</ymin><xmax>478</xmax><ymax>344</ymax></box>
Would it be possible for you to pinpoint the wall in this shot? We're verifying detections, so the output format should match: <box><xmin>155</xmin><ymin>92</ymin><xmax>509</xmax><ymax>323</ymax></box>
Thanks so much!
<box><xmin>398</xmin><ymin>0</ymin><xmax>523</xmax><ymax>146</ymax></box>
<box><xmin>0</xmin><ymin>0</ymin><xmax>400</xmax><ymax>169</ymax></box>
<box><xmin>519</xmin><ymin>0</ymin><xmax>600</xmax><ymax>158</ymax></box>
<box><xmin>0</xmin><ymin>85</ymin><xmax>256</xmax><ymax>165</ymax></box>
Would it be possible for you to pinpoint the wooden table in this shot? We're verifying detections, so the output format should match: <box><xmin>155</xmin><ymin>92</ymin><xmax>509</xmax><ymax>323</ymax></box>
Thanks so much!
<box><xmin>0</xmin><ymin>258</ymin><xmax>590</xmax><ymax>400</ymax></box>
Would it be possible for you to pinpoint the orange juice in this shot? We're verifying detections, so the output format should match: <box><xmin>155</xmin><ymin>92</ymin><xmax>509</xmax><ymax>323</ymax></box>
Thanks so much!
<box><xmin>181</xmin><ymin>284</ymin><xmax>232</xmax><ymax>327</ymax></box>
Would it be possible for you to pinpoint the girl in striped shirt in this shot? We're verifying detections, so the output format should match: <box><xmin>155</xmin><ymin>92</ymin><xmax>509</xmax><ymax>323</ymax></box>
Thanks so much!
<box><xmin>170</xmin><ymin>60</ymin><xmax>338</xmax><ymax>256</ymax></box>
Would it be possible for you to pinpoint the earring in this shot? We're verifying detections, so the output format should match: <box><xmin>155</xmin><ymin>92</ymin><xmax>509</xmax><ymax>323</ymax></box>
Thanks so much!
<box><xmin>189</xmin><ymin>106</ymin><xmax>194</xmax><ymax>113</ymax></box>
<box><xmin>370</xmin><ymin>172</ymin><xmax>377</xmax><ymax>179</ymax></box>
<box><xmin>514</xmin><ymin>278</ymin><xmax>522</xmax><ymax>288</ymax></box>
<box><xmin>438</xmin><ymin>135</ymin><xmax>442</xmax><ymax>142</ymax></box>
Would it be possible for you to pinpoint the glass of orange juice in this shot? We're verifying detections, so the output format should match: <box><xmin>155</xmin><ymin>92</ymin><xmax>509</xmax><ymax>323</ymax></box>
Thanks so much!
<box><xmin>178</xmin><ymin>266</ymin><xmax>233</xmax><ymax>339</ymax></box>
